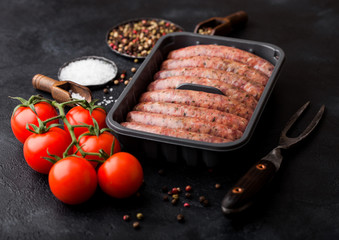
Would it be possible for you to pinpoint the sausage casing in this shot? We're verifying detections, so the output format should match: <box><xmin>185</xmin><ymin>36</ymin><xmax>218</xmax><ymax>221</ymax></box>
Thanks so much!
<box><xmin>139</xmin><ymin>89</ymin><xmax>254</xmax><ymax>120</ymax></box>
<box><xmin>167</xmin><ymin>45</ymin><xmax>274</xmax><ymax>77</ymax></box>
<box><xmin>161</xmin><ymin>56</ymin><xmax>268</xmax><ymax>86</ymax></box>
<box><xmin>147</xmin><ymin>76</ymin><xmax>258</xmax><ymax>109</ymax></box>
<box><xmin>126</xmin><ymin>111</ymin><xmax>243</xmax><ymax>140</ymax></box>
<box><xmin>121</xmin><ymin>122</ymin><xmax>230</xmax><ymax>143</ymax></box>
<box><xmin>154</xmin><ymin>67</ymin><xmax>264</xmax><ymax>100</ymax></box>
<box><xmin>134</xmin><ymin>102</ymin><xmax>248</xmax><ymax>132</ymax></box>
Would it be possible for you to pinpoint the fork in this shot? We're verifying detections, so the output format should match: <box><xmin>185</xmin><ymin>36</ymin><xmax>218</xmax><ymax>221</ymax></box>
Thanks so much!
<box><xmin>221</xmin><ymin>101</ymin><xmax>325</xmax><ymax>215</ymax></box>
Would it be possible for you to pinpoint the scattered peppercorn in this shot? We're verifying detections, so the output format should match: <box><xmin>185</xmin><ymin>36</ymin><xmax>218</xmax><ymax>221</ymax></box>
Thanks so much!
<box><xmin>202</xmin><ymin>199</ymin><xmax>209</xmax><ymax>207</ymax></box>
<box><xmin>120</xmin><ymin>73</ymin><xmax>126</xmax><ymax>79</ymax></box>
<box><xmin>183</xmin><ymin>203</ymin><xmax>190</xmax><ymax>208</ymax></box>
<box><xmin>177</xmin><ymin>214</ymin><xmax>185</xmax><ymax>223</ymax></box>
<box><xmin>131</xmin><ymin>67</ymin><xmax>137</xmax><ymax>73</ymax></box>
<box><xmin>161</xmin><ymin>186</ymin><xmax>168</xmax><ymax>192</ymax></box>
<box><xmin>163</xmin><ymin>195</ymin><xmax>169</xmax><ymax>201</ymax></box>
<box><xmin>113</xmin><ymin>80</ymin><xmax>119</xmax><ymax>85</ymax></box>
<box><xmin>172</xmin><ymin>194</ymin><xmax>179</xmax><ymax>199</ymax></box>
<box><xmin>171</xmin><ymin>188</ymin><xmax>179</xmax><ymax>194</ymax></box>
<box><xmin>168</xmin><ymin>190</ymin><xmax>173</xmax><ymax>195</ymax></box>
<box><xmin>185</xmin><ymin>185</ymin><xmax>192</xmax><ymax>192</ymax></box>
<box><xmin>123</xmin><ymin>215</ymin><xmax>131</xmax><ymax>221</ymax></box>
<box><xmin>215</xmin><ymin>183</ymin><xmax>221</xmax><ymax>189</ymax></box>
<box><xmin>103</xmin><ymin>88</ymin><xmax>109</xmax><ymax>94</ymax></box>
<box><xmin>199</xmin><ymin>196</ymin><xmax>206</xmax><ymax>203</ymax></box>
<box><xmin>185</xmin><ymin>193</ymin><xmax>192</xmax><ymax>199</ymax></box>
<box><xmin>136</xmin><ymin>213</ymin><xmax>144</xmax><ymax>220</ymax></box>
<box><xmin>124</xmin><ymin>80</ymin><xmax>129</xmax><ymax>85</ymax></box>
<box><xmin>107</xmin><ymin>19</ymin><xmax>182</xmax><ymax>58</ymax></box>
<box><xmin>171</xmin><ymin>198</ymin><xmax>178</xmax><ymax>205</ymax></box>
<box><xmin>158</xmin><ymin>169</ymin><xmax>165</xmax><ymax>175</ymax></box>
<box><xmin>177</xmin><ymin>187</ymin><xmax>181</xmax><ymax>193</ymax></box>
<box><xmin>133</xmin><ymin>221</ymin><xmax>140</xmax><ymax>229</ymax></box>
<box><xmin>134</xmin><ymin>59</ymin><xmax>139</xmax><ymax>63</ymax></box>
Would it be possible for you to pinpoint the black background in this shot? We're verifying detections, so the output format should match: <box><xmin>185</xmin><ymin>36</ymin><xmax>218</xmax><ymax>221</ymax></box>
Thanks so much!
<box><xmin>1</xmin><ymin>0</ymin><xmax>338</xmax><ymax>239</ymax></box>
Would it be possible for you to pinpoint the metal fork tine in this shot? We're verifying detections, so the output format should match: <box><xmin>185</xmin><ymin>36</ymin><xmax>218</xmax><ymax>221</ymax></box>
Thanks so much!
<box><xmin>280</xmin><ymin>101</ymin><xmax>310</xmax><ymax>137</ymax></box>
<box><xmin>295</xmin><ymin>104</ymin><xmax>325</xmax><ymax>142</ymax></box>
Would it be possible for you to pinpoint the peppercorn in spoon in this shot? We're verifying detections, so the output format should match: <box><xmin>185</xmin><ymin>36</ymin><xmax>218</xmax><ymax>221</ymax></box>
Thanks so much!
<box><xmin>194</xmin><ymin>10</ymin><xmax>248</xmax><ymax>35</ymax></box>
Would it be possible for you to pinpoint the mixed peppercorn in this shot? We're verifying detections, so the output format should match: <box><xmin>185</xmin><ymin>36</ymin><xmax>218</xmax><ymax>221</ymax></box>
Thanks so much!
<box><xmin>197</xmin><ymin>26</ymin><xmax>214</xmax><ymax>35</ymax></box>
<box><xmin>107</xmin><ymin>19</ymin><xmax>183</xmax><ymax>58</ymax></box>
<box><xmin>122</xmin><ymin>177</ymin><xmax>220</xmax><ymax>229</ymax></box>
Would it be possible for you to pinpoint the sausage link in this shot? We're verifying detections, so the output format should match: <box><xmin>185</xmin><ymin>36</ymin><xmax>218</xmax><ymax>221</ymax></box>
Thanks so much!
<box><xmin>167</xmin><ymin>45</ymin><xmax>274</xmax><ymax>77</ymax></box>
<box><xmin>161</xmin><ymin>56</ymin><xmax>268</xmax><ymax>86</ymax></box>
<box><xmin>147</xmin><ymin>76</ymin><xmax>257</xmax><ymax>109</ymax></box>
<box><xmin>134</xmin><ymin>102</ymin><xmax>248</xmax><ymax>132</ymax></box>
<box><xmin>126</xmin><ymin>111</ymin><xmax>243</xmax><ymax>140</ymax></box>
<box><xmin>139</xmin><ymin>89</ymin><xmax>254</xmax><ymax>120</ymax></box>
<box><xmin>154</xmin><ymin>67</ymin><xmax>264</xmax><ymax>100</ymax></box>
<box><xmin>121</xmin><ymin>122</ymin><xmax>230</xmax><ymax>143</ymax></box>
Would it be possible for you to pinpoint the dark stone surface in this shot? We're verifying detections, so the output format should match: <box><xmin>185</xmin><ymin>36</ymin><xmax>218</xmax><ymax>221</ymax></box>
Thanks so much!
<box><xmin>0</xmin><ymin>0</ymin><xmax>338</xmax><ymax>239</ymax></box>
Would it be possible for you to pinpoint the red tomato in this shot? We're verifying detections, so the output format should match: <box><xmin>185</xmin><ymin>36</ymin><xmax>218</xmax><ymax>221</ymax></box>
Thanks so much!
<box><xmin>23</xmin><ymin>127</ymin><xmax>71</xmax><ymax>174</ymax></box>
<box><xmin>98</xmin><ymin>152</ymin><xmax>143</xmax><ymax>198</ymax></box>
<box><xmin>73</xmin><ymin>131</ymin><xmax>121</xmax><ymax>168</ymax></box>
<box><xmin>65</xmin><ymin>106</ymin><xmax>107</xmax><ymax>138</ymax></box>
<box><xmin>11</xmin><ymin>101</ymin><xmax>59</xmax><ymax>143</ymax></box>
<box><xmin>49</xmin><ymin>156</ymin><xmax>97</xmax><ymax>205</ymax></box>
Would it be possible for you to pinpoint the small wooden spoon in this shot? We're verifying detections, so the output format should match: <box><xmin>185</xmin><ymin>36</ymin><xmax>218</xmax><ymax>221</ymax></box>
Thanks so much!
<box><xmin>194</xmin><ymin>11</ymin><xmax>248</xmax><ymax>36</ymax></box>
<box><xmin>32</xmin><ymin>74</ymin><xmax>92</xmax><ymax>106</ymax></box>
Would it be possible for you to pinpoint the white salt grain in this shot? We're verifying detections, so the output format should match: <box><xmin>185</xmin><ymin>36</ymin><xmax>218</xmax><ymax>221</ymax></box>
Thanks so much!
<box><xmin>71</xmin><ymin>92</ymin><xmax>85</xmax><ymax>100</ymax></box>
<box><xmin>59</xmin><ymin>58</ymin><xmax>117</xmax><ymax>86</ymax></box>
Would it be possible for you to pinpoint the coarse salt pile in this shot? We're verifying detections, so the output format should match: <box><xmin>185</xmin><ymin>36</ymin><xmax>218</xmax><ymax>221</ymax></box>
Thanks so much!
<box><xmin>59</xmin><ymin>58</ymin><xmax>117</xmax><ymax>86</ymax></box>
<box><xmin>70</xmin><ymin>92</ymin><xmax>85</xmax><ymax>100</ymax></box>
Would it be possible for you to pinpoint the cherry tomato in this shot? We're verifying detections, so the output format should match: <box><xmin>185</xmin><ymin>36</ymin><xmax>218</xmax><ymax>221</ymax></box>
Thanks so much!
<box><xmin>23</xmin><ymin>127</ymin><xmax>71</xmax><ymax>174</ymax></box>
<box><xmin>65</xmin><ymin>106</ymin><xmax>107</xmax><ymax>138</ymax></box>
<box><xmin>98</xmin><ymin>152</ymin><xmax>143</xmax><ymax>198</ymax></box>
<box><xmin>49</xmin><ymin>156</ymin><xmax>97</xmax><ymax>205</ymax></box>
<box><xmin>73</xmin><ymin>131</ymin><xmax>121</xmax><ymax>168</ymax></box>
<box><xmin>11</xmin><ymin>101</ymin><xmax>59</xmax><ymax>143</ymax></box>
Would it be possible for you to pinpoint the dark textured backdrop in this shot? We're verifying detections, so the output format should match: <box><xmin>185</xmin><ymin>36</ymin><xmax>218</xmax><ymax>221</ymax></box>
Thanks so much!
<box><xmin>0</xmin><ymin>0</ymin><xmax>338</xmax><ymax>239</ymax></box>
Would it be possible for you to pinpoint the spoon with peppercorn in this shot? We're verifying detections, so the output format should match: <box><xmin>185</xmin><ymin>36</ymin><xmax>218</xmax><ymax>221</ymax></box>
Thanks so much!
<box><xmin>194</xmin><ymin>10</ymin><xmax>248</xmax><ymax>36</ymax></box>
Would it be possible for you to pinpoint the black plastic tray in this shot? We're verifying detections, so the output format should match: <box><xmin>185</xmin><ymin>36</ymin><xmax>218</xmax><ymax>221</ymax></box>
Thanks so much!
<box><xmin>106</xmin><ymin>32</ymin><xmax>285</xmax><ymax>166</ymax></box>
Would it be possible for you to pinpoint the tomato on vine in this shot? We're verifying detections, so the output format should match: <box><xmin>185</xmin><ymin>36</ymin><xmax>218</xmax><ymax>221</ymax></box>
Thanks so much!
<box><xmin>65</xmin><ymin>102</ymin><xmax>107</xmax><ymax>138</ymax></box>
<box><xmin>98</xmin><ymin>152</ymin><xmax>143</xmax><ymax>199</ymax></box>
<box><xmin>23</xmin><ymin>127</ymin><xmax>71</xmax><ymax>174</ymax></box>
<box><xmin>11</xmin><ymin>96</ymin><xmax>59</xmax><ymax>143</ymax></box>
<box><xmin>48</xmin><ymin>156</ymin><xmax>97</xmax><ymax>205</ymax></box>
<box><xmin>73</xmin><ymin>130</ymin><xmax>121</xmax><ymax>168</ymax></box>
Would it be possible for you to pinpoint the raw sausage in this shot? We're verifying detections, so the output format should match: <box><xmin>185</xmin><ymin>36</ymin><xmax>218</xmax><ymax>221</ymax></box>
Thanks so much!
<box><xmin>134</xmin><ymin>102</ymin><xmax>248</xmax><ymax>132</ymax></box>
<box><xmin>154</xmin><ymin>67</ymin><xmax>264</xmax><ymax>100</ymax></box>
<box><xmin>121</xmin><ymin>122</ymin><xmax>230</xmax><ymax>143</ymax></box>
<box><xmin>126</xmin><ymin>111</ymin><xmax>243</xmax><ymax>140</ymax></box>
<box><xmin>147</xmin><ymin>76</ymin><xmax>258</xmax><ymax>109</ymax></box>
<box><xmin>167</xmin><ymin>45</ymin><xmax>274</xmax><ymax>77</ymax></box>
<box><xmin>161</xmin><ymin>56</ymin><xmax>268</xmax><ymax>86</ymax></box>
<box><xmin>139</xmin><ymin>89</ymin><xmax>254</xmax><ymax>120</ymax></box>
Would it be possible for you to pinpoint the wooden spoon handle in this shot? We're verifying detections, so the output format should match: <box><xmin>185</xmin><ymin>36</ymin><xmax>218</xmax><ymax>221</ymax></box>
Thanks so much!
<box><xmin>223</xmin><ymin>10</ymin><xmax>248</xmax><ymax>29</ymax></box>
<box><xmin>32</xmin><ymin>74</ymin><xmax>58</xmax><ymax>93</ymax></box>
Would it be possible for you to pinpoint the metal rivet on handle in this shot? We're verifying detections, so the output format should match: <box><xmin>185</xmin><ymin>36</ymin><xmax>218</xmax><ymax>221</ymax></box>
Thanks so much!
<box><xmin>232</xmin><ymin>187</ymin><xmax>244</xmax><ymax>194</ymax></box>
<box><xmin>256</xmin><ymin>163</ymin><xmax>266</xmax><ymax>170</ymax></box>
